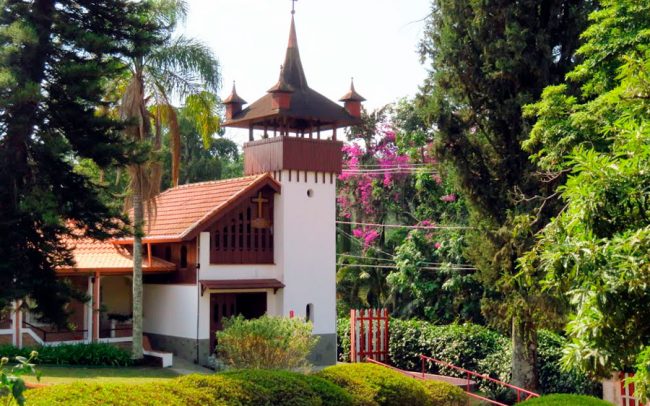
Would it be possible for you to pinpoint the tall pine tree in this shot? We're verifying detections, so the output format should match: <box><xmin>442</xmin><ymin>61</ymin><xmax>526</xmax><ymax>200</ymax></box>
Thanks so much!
<box><xmin>0</xmin><ymin>1</ymin><xmax>159</xmax><ymax>324</ymax></box>
<box><xmin>417</xmin><ymin>0</ymin><xmax>593</xmax><ymax>389</ymax></box>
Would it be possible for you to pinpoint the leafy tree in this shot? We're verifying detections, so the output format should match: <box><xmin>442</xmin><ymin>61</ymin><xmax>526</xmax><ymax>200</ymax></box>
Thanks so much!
<box><xmin>337</xmin><ymin>105</ymin><xmax>481</xmax><ymax>323</ymax></box>
<box><xmin>522</xmin><ymin>0</ymin><xmax>650</xmax><ymax>399</ymax></box>
<box><xmin>416</xmin><ymin>0</ymin><xmax>593</xmax><ymax>389</ymax></box>
<box><xmin>161</xmin><ymin>107</ymin><xmax>241</xmax><ymax>190</ymax></box>
<box><xmin>119</xmin><ymin>0</ymin><xmax>220</xmax><ymax>359</ymax></box>
<box><xmin>0</xmin><ymin>0</ymin><xmax>158</xmax><ymax>324</ymax></box>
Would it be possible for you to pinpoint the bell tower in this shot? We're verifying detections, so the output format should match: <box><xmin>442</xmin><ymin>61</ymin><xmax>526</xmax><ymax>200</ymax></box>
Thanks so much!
<box><xmin>222</xmin><ymin>9</ymin><xmax>364</xmax><ymax>365</ymax></box>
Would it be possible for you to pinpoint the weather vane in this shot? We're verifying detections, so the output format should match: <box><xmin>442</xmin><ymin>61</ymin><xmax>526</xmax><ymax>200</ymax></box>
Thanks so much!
<box><xmin>291</xmin><ymin>0</ymin><xmax>297</xmax><ymax>14</ymax></box>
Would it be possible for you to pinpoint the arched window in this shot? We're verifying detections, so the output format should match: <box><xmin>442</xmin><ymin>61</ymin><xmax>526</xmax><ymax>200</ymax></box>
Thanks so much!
<box><xmin>180</xmin><ymin>245</ymin><xmax>188</xmax><ymax>268</ymax></box>
<box><xmin>306</xmin><ymin>303</ymin><xmax>314</xmax><ymax>323</ymax></box>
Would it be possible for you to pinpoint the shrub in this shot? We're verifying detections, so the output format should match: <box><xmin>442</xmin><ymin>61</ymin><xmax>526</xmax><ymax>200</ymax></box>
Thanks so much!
<box><xmin>220</xmin><ymin>369</ymin><xmax>322</xmax><ymax>406</ymax></box>
<box><xmin>316</xmin><ymin>363</ymin><xmax>432</xmax><ymax>406</ymax></box>
<box><xmin>216</xmin><ymin>315</ymin><xmax>318</xmax><ymax>370</ymax></box>
<box><xmin>421</xmin><ymin>381</ymin><xmax>467</xmax><ymax>406</ymax></box>
<box><xmin>25</xmin><ymin>382</ymin><xmax>218</xmax><ymax>406</ymax></box>
<box><xmin>176</xmin><ymin>374</ymin><xmax>272</xmax><ymax>406</ymax></box>
<box><xmin>518</xmin><ymin>394</ymin><xmax>612</xmax><ymax>405</ymax></box>
<box><xmin>338</xmin><ymin>318</ymin><xmax>601</xmax><ymax>398</ymax></box>
<box><xmin>0</xmin><ymin>343</ymin><xmax>132</xmax><ymax>367</ymax></box>
<box><xmin>293</xmin><ymin>374</ymin><xmax>355</xmax><ymax>406</ymax></box>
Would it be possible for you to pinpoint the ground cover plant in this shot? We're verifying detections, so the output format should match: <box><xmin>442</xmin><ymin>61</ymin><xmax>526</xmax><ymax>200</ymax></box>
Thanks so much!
<box><xmin>0</xmin><ymin>344</ymin><xmax>132</xmax><ymax>367</ymax></box>
<box><xmin>22</xmin><ymin>366</ymin><xmax>177</xmax><ymax>385</ymax></box>
<box><xmin>518</xmin><ymin>394</ymin><xmax>612</xmax><ymax>406</ymax></box>
<box><xmin>216</xmin><ymin>315</ymin><xmax>318</xmax><ymax>370</ymax></box>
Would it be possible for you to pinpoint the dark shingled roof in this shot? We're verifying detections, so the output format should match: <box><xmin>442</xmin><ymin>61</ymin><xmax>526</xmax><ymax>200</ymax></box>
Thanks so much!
<box><xmin>340</xmin><ymin>79</ymin><xmax>366</xmax><ymax>102</ymax></box>
<box><xmin>224</xmin><ymin>16</ymin><xmax>360</xmax><ymax>131</ymax></box>
<box><xmin>223</xmin><ymin>82</ymin><xmax>247</xmax><ymax>105</ymax></box>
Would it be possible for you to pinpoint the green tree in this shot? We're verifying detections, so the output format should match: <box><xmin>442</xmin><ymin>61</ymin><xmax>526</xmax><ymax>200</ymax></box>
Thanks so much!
<box><xmin>0</xmin><ymin>0</ymin><xmax>157</xmax><ymax>324</ymax></box>
<box><xmin>522</xmin><ymin>0</ymin><xmax>650</xmax><ymax>399</ymax></box>
<box><xmin>416</xmin><ymin>0</ymin><xmax>593</xmax><ymax>389</ymax></box>
<box><xmin>119</xmin><ymin>0</ymin><xmax>220</xmax><ymax>359</ymax></box>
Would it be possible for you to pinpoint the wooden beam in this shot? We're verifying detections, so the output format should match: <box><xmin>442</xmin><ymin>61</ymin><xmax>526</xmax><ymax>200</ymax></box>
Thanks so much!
<box><xmin>147</xmin><ymin>243</ymin><xmax>152</xmax><ymax>268</ymax></box>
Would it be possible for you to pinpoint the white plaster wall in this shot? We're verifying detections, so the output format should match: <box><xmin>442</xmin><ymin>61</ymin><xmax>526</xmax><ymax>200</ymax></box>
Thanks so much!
<box><xmin>276</xmin><ymin>170</ymin><xmax>337</xmax><ymax>335</ymax></box>
<box><xmin>143</xmin><ymin>284</ymin><xmax>199</xmax><ymax>339</ymax></box>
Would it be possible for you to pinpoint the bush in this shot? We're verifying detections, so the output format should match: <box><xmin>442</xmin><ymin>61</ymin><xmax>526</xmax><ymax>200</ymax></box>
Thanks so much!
<box><xmin>175</xmin><ymin>374</ymin><xmax>272</xmax><ymax>406</ymax></box>
<box><xmin>518</xmin><ymin>394</ymin><xmax>611</xmax><ymax>405</ymax></box>
<box><xmin>220</xmin><ymin>369</ymin><xmax>322</xmax><ymax>406</ymax></box>
<box><xmin>421</xmin><ymin>381</ymin><xmax>467</xmax><ymax>406</ymax></box>
<box><xmin>216</xmin><ymin>315</ymin><xmax>318</xmax><ymax>370</ymax></box>
<box><xmin>25</xmin><ymin>382</ymin><xmax>218</xmax><ymax>406</ymax></box>
<box><xmin>316</xmin><ymin>363</ymin><xmax>433</xmax><ymax>406</ymax></box>
<box><xmin>293</xmin><ymin>374</ymin><xmax>355</xmax><ymax>406</ymax></box>
<box><xmin>0</xmin><ymin>343</ymin><xmax>132</xmax><ymax>367</ymax></box>
<box><xmin>338</xmin><ymin>318</ymin><xmax>601</xmax><ymax>397</ymax></box>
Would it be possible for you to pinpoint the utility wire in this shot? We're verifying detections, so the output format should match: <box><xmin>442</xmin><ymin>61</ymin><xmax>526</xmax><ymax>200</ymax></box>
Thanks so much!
<box><xmin>337</xmin><ymin>221</ymin><xmax>473</xmax><ymax>230</ymax></box>
<box><xmin>337</xmin><ymin>254</ymin><xmax>475</xmax><ymax>269</ymax></box>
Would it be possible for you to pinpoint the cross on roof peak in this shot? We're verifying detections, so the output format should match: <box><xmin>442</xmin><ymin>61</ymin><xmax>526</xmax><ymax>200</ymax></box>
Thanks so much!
<box><xmin>291</xmin><ymin>0</ymin><xmax>297</xmax><ymax>15</ymax></box>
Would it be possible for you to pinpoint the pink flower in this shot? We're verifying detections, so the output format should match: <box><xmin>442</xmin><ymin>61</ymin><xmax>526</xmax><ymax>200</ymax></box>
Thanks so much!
<box><xmin>434</xmin><ymin>242</ymin><xmax>441</xmax><ymax>249</ymax></box>
<box><xmin>440</xmin><ymin>194</ymin><xmax>457</xmax><ymax>203</ymax></box>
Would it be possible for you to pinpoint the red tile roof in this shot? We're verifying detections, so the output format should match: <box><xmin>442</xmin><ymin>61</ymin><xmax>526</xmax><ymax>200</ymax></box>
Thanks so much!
<box><xmin>122</xmin><ymin>173</ymin><xmax>280</xmax><ymax>243</ymax></box>
<box><xmin>58</xmin><ymin>236</ymin><xmax>175</xmax><ymax>275</ymax></box>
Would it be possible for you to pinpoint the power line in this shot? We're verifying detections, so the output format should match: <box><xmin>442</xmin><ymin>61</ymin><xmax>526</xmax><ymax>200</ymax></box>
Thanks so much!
<box><xmin>336</xmin><ymin>221</ymin><xmax>473</xmax><ymax>230</ymax></box>
<box><xmin>338</xmin><ymin>263</ymin><xmax>477</xmax><ymax>271</ymax></box>
<box><xmin>337</xmin><ymin>253</ymin><xmax>475</xmax><ymax>269</ymax></box>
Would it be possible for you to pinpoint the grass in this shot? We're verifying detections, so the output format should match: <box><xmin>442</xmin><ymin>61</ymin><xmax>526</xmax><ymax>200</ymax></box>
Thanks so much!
<box><xmin>23</xmin><ymin>366</ymin><xmax>179</xmax><ymax>385</ymax></box>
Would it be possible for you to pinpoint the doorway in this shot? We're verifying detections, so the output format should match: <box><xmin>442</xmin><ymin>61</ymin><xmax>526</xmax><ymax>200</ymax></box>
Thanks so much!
<box><xmin>209</xmin><ymin>292</ymin><xmax>267</xmax><ymax>353</ymax></box>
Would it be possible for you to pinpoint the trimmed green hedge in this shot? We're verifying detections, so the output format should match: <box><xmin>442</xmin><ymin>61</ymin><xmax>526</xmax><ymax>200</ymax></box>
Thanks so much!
<box><xmin>316</xmin><ymin>363</ymin><xmax>467</xmax><ymax>406</ymax></box>
<box><xmin>25</xmin><ymin>366</ymin><xmax>468</xmax><ymax>406</ymax></box>
<box><xmin>338</xmin><ymin>318</ymin><xmax>601</xmax><ymax>398</ymax></box>
<box><xmin>0</xmin><ymin>343</ymin><xmax>132</xmax><ymax>367</ymax></box>
<box><xmin>25</xmin><ymin>382</ymin><xmax>218</xmax><ymax>406</ymax></box>
<box><xmin>518</xmin><ymin>394</ymin><xmax>612</xmax><ymax>405</ymax></box>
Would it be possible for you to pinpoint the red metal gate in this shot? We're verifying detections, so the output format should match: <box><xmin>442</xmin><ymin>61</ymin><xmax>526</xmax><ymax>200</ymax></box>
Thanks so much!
<box><xmin>350</xmin><ymin>308</ymin><xmax>389</xmax><ymax>362</ymax></box>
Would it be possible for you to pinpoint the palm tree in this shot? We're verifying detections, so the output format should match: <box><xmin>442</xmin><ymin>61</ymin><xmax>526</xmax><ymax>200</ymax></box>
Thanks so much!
<box><xmin>120</xmin><ymin>0</ymin><xmax>220</xmax><ymax>360</ymax></box>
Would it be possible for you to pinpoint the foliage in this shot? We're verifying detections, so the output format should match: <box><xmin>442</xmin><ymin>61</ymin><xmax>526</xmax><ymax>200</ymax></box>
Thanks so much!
<box><xmin>518</xmin><ymin>394</ymin><xmax>611</xmax><ymax>406</ymax></box>
<box><xmin>316</xmin><ymin>362</ymin><xmax>463</xmax><ymax>406</ymax></box>
<box><xmin>337</xmin><ymin>104</ymin><xmax>480</xmax><ymax>324</ymax></box>
<box><xmin>215</xmin><ymin>316</ymin><xmax>318</xmax><ymax>370</ymax></box>
<box><xmin>25</xmin><ymin>381</ymin><xmax>216</xmax><ymax>406</ymax></box>
<box><xmin>338</xmin><ymin>318</ymin><xmax>600</xmax><ymax>398</ymax></box>
<box><xmin>176</xmin><ymin>374</ymin><xmax>273</xmax><ymax>406</ymax></box>
<box><xmin>416</xmin><ymin>0</ymin><xmax>594</xmax><ymax>389</ymax></box>
<box><xmin>160</xmin><ymin>108</ymin><xmax>240</xmax><ymax>190</ymax></box>
<box><xmin>0</xmin><ymin>0</ymin><xmax>158</xmax><ymax>325</ymax></box>
<box><xmin>0</xmin><ymin>344</ymin><xmax>131</xmax><ymax>367</ymax></box>
<box><xmin>521</xmin><ymin>0</ymin><xmax>650</xmax><ymax>394</ymax></box>
<box><xmin>420</xmin><ymin>381</ymin><xmax>466</xmax><ymax>406</ymax></box>
<box><xmin>0</xmin><ymin>351</ymin><xmax>38</xmax><ymax>406</ymax></box>
<box><xmin>220</xmin><ymin>370</ymin><xmax>351</xmax><ymax>406</ymax></box>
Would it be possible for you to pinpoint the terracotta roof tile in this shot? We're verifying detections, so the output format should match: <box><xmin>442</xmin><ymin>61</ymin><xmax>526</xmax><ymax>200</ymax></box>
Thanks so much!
<box><xmin>136</xmin><ymin>174</ymin><xmax>278</xmax><ymax>241</ymax></box>
<box><xmin>59</xmin><ymin>235</ymin><xmax>175</xmax><ymax>274</ymax></box>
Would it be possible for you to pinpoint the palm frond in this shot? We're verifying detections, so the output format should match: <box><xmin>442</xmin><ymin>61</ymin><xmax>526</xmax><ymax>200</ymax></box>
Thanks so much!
<box><xmin>183</xmin><ymin>91</ymin><xmax>221</xmax><ymax>148</ymax></box>
<box><xmin>147</xmin><ymin>35</ymin><xmax>220</xmax><ymax>98</ymax></box>
<box><xmin>151</xmin><ymin>0</ymin><xmax>188</xmax><ymax>29</ymax></box>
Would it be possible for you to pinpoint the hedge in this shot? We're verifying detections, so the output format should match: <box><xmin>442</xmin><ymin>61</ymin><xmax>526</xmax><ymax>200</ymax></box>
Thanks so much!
<box><xmin>0</xmin><ymin>343</ymin><xmax>132</xmax><ymax>367</ymax></box>
<box><xmin>25</xmin><ymin>366</ymin><xmax>468</xmax><ymax>406</ymax></box>
<box><xmin>25</xmin><ymin>382</ymin><xmax>218</xmax><ymax>406</ymax></box>
<box><xmin>518</xmin><ymin>394</ymin><xmax>612</xmax><ymax>405</ymax></box>
<box><xmin>316</xmin><ymin>363</ymin><xmax>467</xmax><ymax>406</ymax></box>
<box><xmin>338</xmin><ymin>318</ymin><xmax>601</xmax><ymax>398</ymax></box>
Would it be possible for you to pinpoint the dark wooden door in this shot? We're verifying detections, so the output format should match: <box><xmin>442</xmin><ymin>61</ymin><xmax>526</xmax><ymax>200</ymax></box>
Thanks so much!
<box><xmin>210</xmin><ymin>293</ymin><xmax>236</xmax><ymax>353</ymax></box>
<box><xmin>209</xmin><ymin>292</ymin><xmax>267</xmax><ymax>354</ymax></box>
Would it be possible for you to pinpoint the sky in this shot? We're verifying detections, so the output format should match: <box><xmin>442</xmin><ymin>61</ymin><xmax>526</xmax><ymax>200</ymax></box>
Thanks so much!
<box><xmin>183</xmin><ymin>0</ymin><xmax>432</xmax><ymax>143</ymax></box>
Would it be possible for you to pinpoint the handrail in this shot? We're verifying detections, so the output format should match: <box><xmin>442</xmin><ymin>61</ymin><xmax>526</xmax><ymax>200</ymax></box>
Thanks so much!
<box><xmin>419</xmin><ymin>354</ymin><xmax>539</xmax><ymax>402</ymax></box>
<box><xmin>22</xmin><ymin>321</ymin><xmax>87</xmax><ymax>342</ymax></box>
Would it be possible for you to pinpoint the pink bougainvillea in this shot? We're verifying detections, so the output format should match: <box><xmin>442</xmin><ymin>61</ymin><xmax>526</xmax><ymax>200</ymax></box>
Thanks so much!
<box><xmin>440</xmin><ymin>194</ymin><xmax>457</xmax><ymax>203</ymax></box>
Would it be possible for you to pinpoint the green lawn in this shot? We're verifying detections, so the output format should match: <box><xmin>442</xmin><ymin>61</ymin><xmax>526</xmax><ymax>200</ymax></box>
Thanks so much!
<box><xmin>23</xmin><ymin>366</ymin><xmax>179</xmax><ymax>385</ymax></box>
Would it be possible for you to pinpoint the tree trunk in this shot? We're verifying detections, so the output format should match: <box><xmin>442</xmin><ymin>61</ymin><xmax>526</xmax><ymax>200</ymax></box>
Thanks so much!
<box><xmin>511</xmin><ymin>317</ymin><xmax>539</xmax><ymax>392</ymax></box>
<box><xmin>131</xmin><ymin>184</ymin><xmax>144</xmax><ymax>360</ymax></box>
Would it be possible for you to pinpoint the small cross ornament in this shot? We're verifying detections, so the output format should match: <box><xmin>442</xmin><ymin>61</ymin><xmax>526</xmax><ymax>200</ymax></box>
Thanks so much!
<box><xmin>291</xmin><ymin>0</ymin><xmax>297</xmax><ymax>14</ymax></box>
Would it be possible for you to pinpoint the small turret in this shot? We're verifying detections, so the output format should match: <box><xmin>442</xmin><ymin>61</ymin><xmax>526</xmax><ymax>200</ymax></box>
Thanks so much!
<box><xmin>339</xmin><ymin>78</ymin><xmax>365</xmax><ymax>119</ymax></box>
<box><xmin>267</xmin><ymin>66</ymin><xmax>294</xmax><ymax>110</ymax></box>
<box><xmin>223</xmin><ymin>82</ymin><xmax>247</xmax><ymax>120</ymax></box>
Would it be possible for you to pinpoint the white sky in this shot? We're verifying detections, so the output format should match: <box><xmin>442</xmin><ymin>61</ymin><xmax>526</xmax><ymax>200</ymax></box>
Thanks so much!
<box><xmin>183</xmin><ymin>0</ymin><xmax>431</xmax><ymax>143</ymax></box>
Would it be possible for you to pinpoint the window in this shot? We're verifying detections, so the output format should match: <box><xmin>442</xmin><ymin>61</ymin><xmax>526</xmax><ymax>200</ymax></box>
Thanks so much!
<box><xmin>180</xmin><ymin>245</ymin><xmax>188</xmax><ymax>268</ymax></box>
<box><xmin>307</xmin><ymin>189</ymin><xmax>314</xmax><ymax>198</ymax></box>
<box><xmin>306</xmin><ymin>303</ymin><xmax>314</xmax><ymax>323</ymax></box>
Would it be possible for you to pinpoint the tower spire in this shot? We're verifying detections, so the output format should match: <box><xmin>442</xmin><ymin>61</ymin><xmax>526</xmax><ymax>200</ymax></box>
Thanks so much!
<box><xmin>291</xmin><ymin>0</ymin><xmax>297</xmax><ymax>15</ymax></box>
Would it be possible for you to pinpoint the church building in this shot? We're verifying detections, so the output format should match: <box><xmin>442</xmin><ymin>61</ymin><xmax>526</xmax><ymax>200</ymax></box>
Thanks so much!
<box><xmin>0</xmin><ymin>11</ymin><xmax>364</xmax><ymax>367</ymax></box>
